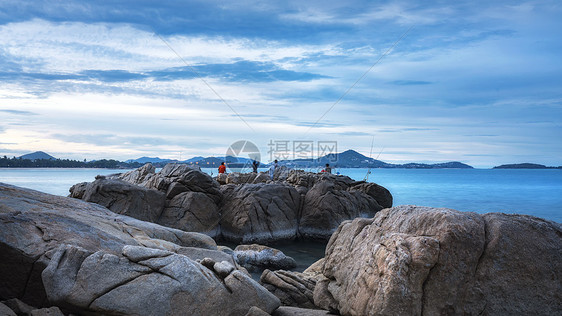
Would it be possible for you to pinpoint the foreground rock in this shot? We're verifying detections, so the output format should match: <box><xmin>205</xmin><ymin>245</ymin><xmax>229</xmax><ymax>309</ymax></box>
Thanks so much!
<box><xmin>0</xmin><ymin>183</ymin><xmax>280</xmax><ymax>315</ymax></box>
<box><xmin>42</xmin><ymin>244</ymin><xmax>279</xmax><ymax>315</ymax></box>
<box><xmin>260</xmin><ymin>270</ymin><xmax>317</xmax><ymax>309</ymax></box>
<box><xmin>314</xmin><ymin>205</ymin><xmax>562</xmax><ymax>315</ymax></box>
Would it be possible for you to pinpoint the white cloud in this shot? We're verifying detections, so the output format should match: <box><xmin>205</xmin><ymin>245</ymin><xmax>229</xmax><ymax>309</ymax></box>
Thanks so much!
<box><xmin>281</xmin><ymin>3</ymin><xmax>452</xmax><ymax>26</ymax></box>
<box><xmin>0</xmin><ymin>19</ymin><xmax>340</xmax><ymax>73</ymax></box>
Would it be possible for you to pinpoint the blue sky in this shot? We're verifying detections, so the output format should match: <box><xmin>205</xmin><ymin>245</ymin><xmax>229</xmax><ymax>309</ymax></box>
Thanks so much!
<box><xmin>0</xmin><ymin>0</ymin><xmax>561</xmax><ymax>168</ymax></box>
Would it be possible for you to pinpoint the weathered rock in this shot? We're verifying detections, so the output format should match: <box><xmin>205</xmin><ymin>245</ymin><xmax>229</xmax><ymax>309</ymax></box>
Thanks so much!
<box><xmin>271</xmin><ymin>166</ymin><xmax>291</xmax><ymax>181</ymax></box>
<box><xmin>42</xmin><ymin>244</ymin><xmax>280</xmax><ymax>316</ymax></box>
<box><xmin>30</xmin><ymin>306</ymin><xmax>64</xmax><ymax>316</ymax></box>
<box><xmin>260</xmin><ymin>270</ymin><xmax>317</xmax><ymax>309</ymax></box>
<box><xmin>68</xmin><ymin>182</ymin><xmax>88</xmax><ymax>199</ymax></box>
<box><xmin>69</xmin><ymin>164</ymin><xmax>393</xmax><ymax>245</ymax></box>
<box><xmin>315</xmin><ymin>205</ymin><xmax>562</xmax><ymax>315</ymax></box>
<box><xmin>272</xmin><ymin>306</ymin><xmax>332</xmax><ymax>316</ymax></box>
<box><xmin>216</xmin><ymin>173</ymin><xmax>228</xmax><ymax>185</ymax></box>
<box><xmin>0</xmin><ymin>183</ymin><xmax>216</xmax><ymax>307</ymax></box>
<box><xmin>234</xmin><ymin>244</ymin><xmax>297</xmax><ymax>271</ymax></box>
<box><xmin>81</xmin><ymin>178</ymin><xmax>166</xmax><ymax>223</ymax></box>
<box><xmin>245</xmin><ymin>306</ymin><xmax>271</xmax><ymax>316</ymax></box>
<box><xmin>0</xmin><ymin>302</ymin><xmax>17</xmax><ymax>316</ymax></box>
<box><xmin>302</xmin><ymin>258</ymin><xmax>324</xmax><ymax>275</ymax></box>
<box><xmin>252</xmin><ymin>172</ymin><xmax>270</xmax><ymax>184</ymax></box>
<box><xmin>159</xmin><ymin>163</ymin><xmax>222</xmax><ymax>203</ymax></box>
<box><xmin>118</xmin><ymin>163</ymin><xmax>156</xmax><ymax>184</ymax></box>
<box><xmin>159</xmin><ymin>162</ymin><xmax>201</xmax><ymax>177</ymax></box>
<box><xmin>299</xmin><ymin>179</ymin><xmax>383</xmax><ymax>240</ymax></box>
<box><xmin>219</xmin><ymin>184</ymin><xmax>300</xmax><ymax>243</ymax></box>
<box><xmin>139</xmin><ymin>173</ymin><xmax>172</xmax><ymax>192</ymax></box>
<box><xmin>158</xmin><ymin>191</ymin><xmax>221</xmax><ymax>237</ymax></box>
<box><xmin>350</xmin><ymin>182</ymin><xmax>393</xmax><ymax>209</ymax></box>
<box><xmin>1</xmin><ymin>298</ymin><xmax>34</xmax><ymax>315</ymax></box>
<box><xmin>226</xmin><ymin>172</ymin><xmax>256</xmax><ymax>184</ymax></box>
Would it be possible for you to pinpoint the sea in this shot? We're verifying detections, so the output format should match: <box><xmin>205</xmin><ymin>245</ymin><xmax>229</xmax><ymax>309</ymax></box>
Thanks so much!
<box><xmin>1</xmin><ymin>167</ymin><xmax>559</xmax><ymax>223</ymax></box>
<box><xmin>1</xmin><ymin>167</ymin><xmax>560</xmax><ymax>275</ymax></box>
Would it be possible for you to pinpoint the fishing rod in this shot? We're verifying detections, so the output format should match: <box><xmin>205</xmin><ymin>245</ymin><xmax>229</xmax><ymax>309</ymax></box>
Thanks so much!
<box><xmin>364</xmin><ymin>137</ymin><xmax>384</xmax><ymax>182</ymax></box>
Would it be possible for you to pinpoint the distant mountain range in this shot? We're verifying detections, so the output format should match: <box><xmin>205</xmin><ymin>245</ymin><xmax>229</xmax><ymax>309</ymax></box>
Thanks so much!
<box><xmin>279</xmin><ymin>150</ymin><xmax>473</xmax><ymax>169</ymax></box>
<box><xmin>6</xmin><ymin>150</ymin><xmax>560</xmax><ymax>169</ymax></box>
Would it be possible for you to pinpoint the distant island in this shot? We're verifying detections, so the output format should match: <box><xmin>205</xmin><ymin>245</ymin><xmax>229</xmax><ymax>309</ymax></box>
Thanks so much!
<box><xmin>493</xmin><ymin>163</ymin><xmax>562</xmax><ymax>169</ymax></box>
<box><xmin>0</xmin><ymin>150</ymin><xmax>475</xmax><ymax>169</ymax></box>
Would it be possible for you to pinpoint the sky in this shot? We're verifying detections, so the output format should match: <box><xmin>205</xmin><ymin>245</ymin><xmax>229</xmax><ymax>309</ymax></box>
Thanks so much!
<box><xmin>0</xmin><ymin>0</ymin><xmax>561</xmax><ymax>168</ymax></box>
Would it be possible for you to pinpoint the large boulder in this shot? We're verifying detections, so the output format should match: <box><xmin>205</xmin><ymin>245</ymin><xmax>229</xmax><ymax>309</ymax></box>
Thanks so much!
<box><xmin>285</xmin><ymin>170</ymin><xmax>392</xmax><ymax>240</ymax></box>
<box><xmin>158</xmin><ymin>191</ymin><xmax>221</xmax><ymax>237</ymax></box>
<box><xmin>0</xmin><ymin>183</ymin><xmax>217</xmax><ymax>308</ymax></box>
<box><xmin>116</xmin><ymin>163</ymin><xmax>156</xmax><ymax>184</ymax></box>
<box><xmin>219</xmin><ymin>183</ymin><xmax>300</xmax><ymax>243</ymax></box>
<box><xmin>299</xmin><ymin>179</ymin><xmax>383</xmax><ymax>239</ymax></box>
<box><xmin>158</xmin><ymin>163</ymin><xmax>222</xmax><ymax>203</ymax></box>
<box><xmin>112</xmin><ymin>163</ymin><xmax>222</xmax><ymax>204</ymax></box>
<box><xmin>81</xmin><ymin>178</ymin><xmax>166</xmax><ymax>223</ymax></box>
<box><xmin>42</xmin><ymin>244</ymin><xmax>280</xmax><ymax>315</ymax></box>
<box><xmin>314</xmin><ymin>205</ymin><xmax>562</xmax><ymax>315</ymax></box>
<box><xmin>226</xmin><ymin>172</ymin><xmax>256</xmax><ymax>184</ymax></box>
<box><xmin>234</xmin><ymin>244</ymin><xmax>297</xmax><ymax>271</ymax></box>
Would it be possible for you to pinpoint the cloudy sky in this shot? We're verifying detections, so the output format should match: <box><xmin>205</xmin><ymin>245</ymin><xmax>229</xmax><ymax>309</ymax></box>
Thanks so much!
<box><xmin>1</xmin><ymin>0</ymin><xmax>561</xmax><ymax>167</ymax></box>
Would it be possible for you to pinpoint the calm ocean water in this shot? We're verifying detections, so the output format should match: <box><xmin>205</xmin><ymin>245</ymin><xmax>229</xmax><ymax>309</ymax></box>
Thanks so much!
<box><xmin>0</xmin><ymin>167</ymin><xmax>560</xmax><ymax>223</ymax></box>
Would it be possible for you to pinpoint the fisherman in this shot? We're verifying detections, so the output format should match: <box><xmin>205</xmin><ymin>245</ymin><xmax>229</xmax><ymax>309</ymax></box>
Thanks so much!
<box><xmin>252</xmin><ymin>159</ymin><xmax>260</xmax><ymax>173</ymax></box>
<box><xmin>323</xmin><ymin>163</ymin><xmax>332</xmax><ymax>174</ymax></box>
<box><xmin>218</xmin><ymin>162</ymin><xmax>226</xmax><ymax>174</ymax></box>
<box><xmin>269</xmin><ymin>160</ymin><xmax>278</xmax><ymax>180</ymax></box>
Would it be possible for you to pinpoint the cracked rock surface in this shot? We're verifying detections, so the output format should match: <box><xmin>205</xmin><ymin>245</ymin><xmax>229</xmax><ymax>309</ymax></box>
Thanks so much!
<box><xmin>70</xmin><ymin>163</ymin><xmax>393</xmax><ymax>244</ymax></box>
<box><xmin>42</xmin><ymin>244</ymin><xmax>280</xmax><ymax>315</ymax></box>
<box><xmin>219</xmin><ymin>183</ymin><xmax>301</xmax><ymax>243</ymax></box>
<box><xmin>0</xmin><ymin>183</ymin><xmax>219</xmax><ymax>308</ymax></box>
<box><xmin>314</xmin><ymin>205</ymin><xmax>562</xmax><ymax>315</ymax></box>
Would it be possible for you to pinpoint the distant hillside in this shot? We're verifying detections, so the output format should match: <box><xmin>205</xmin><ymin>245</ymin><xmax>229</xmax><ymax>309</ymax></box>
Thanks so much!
<box><xmin>493</xmin><ymin>163</ymin><xmax>560</xmax><ymax>169</ymax></box>
<box><xmin>282</xmin><ymin>149</ymin><xmax>473</xmax><ymax>169</ymax></box>
<box><xmin>183</xmin><ymin>156</ymin><xmax>204</xmax><ymax>163</ymax></box>
<box><xmin>18</xmin><ymin>151</ymin><xmax>56</xmax><ymax>160</ymax></box>
<box><xmin>126</xmin><ymin>157</ymin><xmax>173</xmax><ymax>164</ymax></box>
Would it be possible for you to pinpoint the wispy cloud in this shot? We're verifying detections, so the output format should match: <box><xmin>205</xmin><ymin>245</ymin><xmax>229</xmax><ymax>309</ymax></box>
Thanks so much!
<box><xmin>0</xmin><ymin>1</ymin><xmax>561</xmax><ymax>167</ymax></box>
<box><xmin>0</xmin><ymin>109</ymin><xmax>38</xmax><ymax>115</ymax></box>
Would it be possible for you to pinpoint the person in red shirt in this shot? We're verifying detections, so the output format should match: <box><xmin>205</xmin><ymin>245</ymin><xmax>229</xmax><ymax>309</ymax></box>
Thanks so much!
<box><xmin>218</xmin><ymin>162</ymin><xmax>226</xmax><ymax>174</ymax></box>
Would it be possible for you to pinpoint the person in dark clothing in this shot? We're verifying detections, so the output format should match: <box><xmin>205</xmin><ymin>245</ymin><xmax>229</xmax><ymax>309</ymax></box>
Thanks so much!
<box><xmin>252</xmin><ymin>160</ymin><xmax>260</xmax><ymax>173</ymax></box>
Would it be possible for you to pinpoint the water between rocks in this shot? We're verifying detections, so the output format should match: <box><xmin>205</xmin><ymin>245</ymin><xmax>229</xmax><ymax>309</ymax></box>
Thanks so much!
<box><xmin>220</xmin><ymin>240</ymin><xmax>327</xmax><ymax>281</ymax></box>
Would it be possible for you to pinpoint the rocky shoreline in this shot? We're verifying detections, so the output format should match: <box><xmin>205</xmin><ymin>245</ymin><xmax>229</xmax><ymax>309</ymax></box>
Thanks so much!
<box><xmin>1</xmin><ymin>163</ymin><xmax>560</xmax><ymax>315</ymax></box>
<box><xmin>69</xmin><ymin>163</ymin><xmax>393</xmax><ymax>243</ymax></box>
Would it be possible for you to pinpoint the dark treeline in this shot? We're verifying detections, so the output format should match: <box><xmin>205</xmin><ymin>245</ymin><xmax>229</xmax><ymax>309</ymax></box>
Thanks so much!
<box><xmin>0</xmin><ymin>156</ymin><xmax>145</xmax><ymax>169</ymax></box>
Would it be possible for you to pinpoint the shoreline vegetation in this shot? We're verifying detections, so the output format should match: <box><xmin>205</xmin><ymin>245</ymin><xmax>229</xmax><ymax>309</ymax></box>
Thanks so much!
<box><xmin>2</xmin><ymin>150</ymin><xmax>560</xmax><ymax>169</ymax></box>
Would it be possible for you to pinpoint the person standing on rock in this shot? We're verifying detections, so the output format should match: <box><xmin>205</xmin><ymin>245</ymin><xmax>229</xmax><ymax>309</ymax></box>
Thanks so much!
<box><xmin>252</xmin><ymin>159</ymin><xmax>260</xmax><ymax>173</ymax></box>
<box><xmin>323</xmin><ymin>163</ymin><xmax>332</xmax><ymax>174</ymax></box>
<box><xmin>269</xmin><ymin>160</ymin><xmax>278</xmax><ymax>180</ymax></box>
<box><xmin>218</xmin><ymin>162</ymin><xmax>226</xmax><ymax>174</ymax></box>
